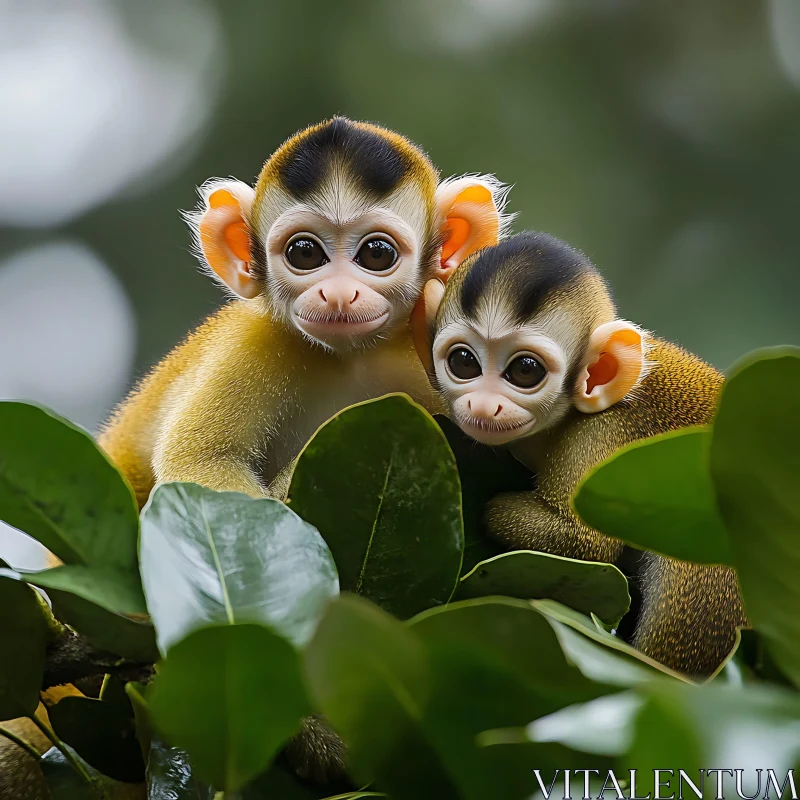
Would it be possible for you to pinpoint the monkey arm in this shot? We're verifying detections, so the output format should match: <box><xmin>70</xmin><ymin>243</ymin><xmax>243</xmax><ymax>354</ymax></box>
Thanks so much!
<box><xmin>151</xmin><ymin>392</ymin><xmax>270</xmax><ymax>499</ymax></box>
<box><xmin>485</xmin><ymin>490</ymin><xmax>624</xmax><ymax>564</ymax></box>
<box><xmin>486</xmin><ymin>417</ymin><xmax>629</xmax><ymax>564</ymax></box>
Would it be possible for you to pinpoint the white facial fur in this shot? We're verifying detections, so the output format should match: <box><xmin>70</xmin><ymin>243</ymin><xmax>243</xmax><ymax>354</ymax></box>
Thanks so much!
<box><xmin>433</xmin><ymin>308</ymin><xmax>581</xmax><ymax>446</ymax></box>
<box><xmin>256</xmin><ymin>174</ymin><xmax>430</xmax><ymax>352</ymax></box>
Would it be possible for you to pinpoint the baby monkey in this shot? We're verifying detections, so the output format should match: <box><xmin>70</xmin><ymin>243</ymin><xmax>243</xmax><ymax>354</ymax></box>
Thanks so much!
<box><xmin>417</xmin><ymin>232</ymin><xmax>746</xmax><ymax>677</ymax></box>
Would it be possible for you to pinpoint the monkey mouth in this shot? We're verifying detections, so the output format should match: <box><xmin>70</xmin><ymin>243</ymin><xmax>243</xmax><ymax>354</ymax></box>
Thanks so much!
<box><xmin>294</xmin><ymin>309</ymin><xmax>390</xmax><ymax>337</ymax></box>
<box><xmin>458</xmin><ymin>416</ymin><xmax>535</xmax><ymax>444</ymax></box>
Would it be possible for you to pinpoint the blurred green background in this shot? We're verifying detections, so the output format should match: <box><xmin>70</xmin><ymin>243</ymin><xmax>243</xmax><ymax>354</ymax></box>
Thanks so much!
<box><xmin>2</xmin><ymin>0</ymin><xmax>800</xmax><ymax>426</ymax></box>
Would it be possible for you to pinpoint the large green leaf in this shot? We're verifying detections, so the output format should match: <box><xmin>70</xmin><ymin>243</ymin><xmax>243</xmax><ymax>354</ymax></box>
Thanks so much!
<box><xmin>0</xmin><ymin>402</ymin><xmax>148</xmax><ymax>656</ymax></box>
<box><xmin>148</xmin><ymin>623</ymin><xmax>310</xmax><ymax>793</ymax></box>
<box><xmin>573</xmin><ymin>428</ymin><xmax>732</xmax><ymax>565</ymax></box>
<box><xmin>410</xmin><ymin>598</ymin><xmax>614</xmax><ymax>799</ymax></box>
<box><xmin>305</xmin><ymin>594</ymin><xmax>453</xmax><ymax>799</ymax></box>
<box><xmin>455</xmin><ymin>551</ymin><xmax>630</xmax><ymax>627</ymax></box>
<box><xmin>140</xmin><ymin>483</ymin><xmax>338</xmax><ymax>654</ymax></box>
<box><xmin>0</xmin><ymin>401</ymin><xmax>139</xmax><ymax>569</ymax></box>
<box><xmin>435</xmin><ymin>416</ymin><xmax>532</xmax><ymax>573</ymax></box>
<box><xmin>625</xmin><ymin>682</ymin><xmax>800</xmax><ymax>795</ymax></box>
<box><xmin>522</xmin><ymin>690</ymin><xmax>644</xmax><ymax>757</ymax></box>
<box><xmin>531</xmin><ymin>600</ymin><xmax>690</xmax><ymax>685</ymax></box>
<box><xmin>306</xmin><ymin>595</ymin><xmax>609</xmax><ymax>800</ymax></box>
<box><xmin>0</xmin><ymin>566</ymin><xmax>49</xmax><ymax>719</ymax></box>
<box><xmin>710</xmin><ymin>348</ymin><xmax>800</xmax><ymax>688</ymax></box>
<box><xmin>288</xmin><ymin>395</ymin><xmax>463</xmax><ymax>619</ymax></box>
<box><xmin>49</xmin><ymin>694</ymin><xmax>145</xmax><ymax>783</ymax></box>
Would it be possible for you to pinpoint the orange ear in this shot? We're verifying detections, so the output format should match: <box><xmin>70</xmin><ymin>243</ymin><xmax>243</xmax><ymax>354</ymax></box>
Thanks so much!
<box><xmin>197</xmin><ymin>180</ymin><xmax>259</xmax><ymax>299</ymax></box>
<box><xmin>410</xmin><ymin>279</ymin><xmax>446</xmax><ymax>375</ymax></box>
<box><xmin>434</xmin><ymin>176</ymin><xmax>506</xmax><ymax>280</ymax></box>
<box><xmin>574</xmin><ymin>321</ymin><xmax>646</xmax><ymax>414</ymax></box>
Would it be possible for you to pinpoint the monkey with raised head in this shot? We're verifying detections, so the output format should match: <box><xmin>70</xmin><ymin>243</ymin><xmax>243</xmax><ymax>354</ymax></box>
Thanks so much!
<box><xmin>99</xmin><ymin>117</ymin><xmax>510</xmax><ymax>509</ymax></box>
<box><xmin>86</xmin><ymin>118</ymin><xmax>509</xmax><ymax>787</ymax></box>
<box><xmin>414</xmin><ymin>231</ymin><xmax>746</xmax><ymax>677</ymax></box>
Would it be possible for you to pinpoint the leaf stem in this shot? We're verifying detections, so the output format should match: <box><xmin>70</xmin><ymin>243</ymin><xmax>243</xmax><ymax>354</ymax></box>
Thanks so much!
<box><xmin>0</xmin><ymin>725</ymin><xmax>42</xmax><ymax>760</ymax></box>
<box><xmin>27</xmin><ymin>713</ymin><xmax>99</xmax><ymax>791</ymax></box>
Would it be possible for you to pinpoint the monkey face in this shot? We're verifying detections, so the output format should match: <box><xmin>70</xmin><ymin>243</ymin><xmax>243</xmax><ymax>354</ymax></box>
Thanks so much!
<box><xmin>190</xmin><ymin>119</ymin><xmax>510</xmax><ymax>353</ymax></box>
<box><xmin>432</xmin><ymin>315</ymin><xmax>573</xmax><ymax>445</ymax></box>
<box><xmin>261</xmin><ymin>189</ymin><xmax>429</xmax><ymax>351</ymax></box>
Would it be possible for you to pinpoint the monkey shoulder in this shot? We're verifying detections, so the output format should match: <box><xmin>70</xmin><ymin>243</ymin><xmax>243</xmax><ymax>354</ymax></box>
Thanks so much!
<box><xmin>583</xmin><ymin>338</ymin><xmax>721</xmax><ymax>444</ymax></box>
<box><xmin>522</xmin><ymin>338</ymin><xmax>722</xmax><ymax>482</ymax></box>
<box><xmin>630</xmin><ymin>337</ymin><xmax>722</xmax><ymax>430</ymax></box>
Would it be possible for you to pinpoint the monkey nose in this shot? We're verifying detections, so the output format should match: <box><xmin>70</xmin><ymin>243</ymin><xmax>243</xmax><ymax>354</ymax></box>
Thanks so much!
<box><xmin>467</xmin><ymin>395</ymin><xmax>504</xmax><ymax>419</ymax></box>
<box><xmin>317</xmin><ymin>278</ymin><xmax>361</xmax><ymax>309</ymax></box>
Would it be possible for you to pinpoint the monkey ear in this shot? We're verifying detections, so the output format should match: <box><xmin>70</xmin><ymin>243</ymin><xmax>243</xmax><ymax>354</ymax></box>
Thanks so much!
<box><xmin>574</xmin><ymin>321</ymin><xmax>647</xmax><ymax>414</ymax></box>
<box><xmin>194</xmin><ymin>180</ymin><xmax>259</xmax><ymax>299</ymax></box>
<box><xmin>434</xmin><ymin>175</ymin><xmax>510</xmax><ymax>279</ymax></box>
<box><xmin>410</xmin><ymin>279</ymin><xmax>447</xmax><ymax>375</ymax></box>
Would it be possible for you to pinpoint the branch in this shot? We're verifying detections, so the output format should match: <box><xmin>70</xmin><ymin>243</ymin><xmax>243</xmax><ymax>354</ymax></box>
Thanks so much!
<box><xmin>42</xmin><ymin>628</ymin><xmax>154</xmax><ymax>690</ymax></box>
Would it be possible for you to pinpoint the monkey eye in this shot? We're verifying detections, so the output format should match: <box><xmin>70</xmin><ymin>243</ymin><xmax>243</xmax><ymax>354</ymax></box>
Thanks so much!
<box><xmin>447</xmin><ymin>347</ymin><xmax>482</xmax><ymax>380</ymax></box>
<box><xmin>503</xmin><ymin>355</ymin><xmax>547</xmax><ymax>389</ymax></box>
<box><xmin>285</xmin><ymin>237</ymin><xmax>329</xmax><ymax>270</ymax></box>
<box><xmin>355</xmin><ymin>238</ymin><xmax>398</xmax><ymax>272</ymax></box>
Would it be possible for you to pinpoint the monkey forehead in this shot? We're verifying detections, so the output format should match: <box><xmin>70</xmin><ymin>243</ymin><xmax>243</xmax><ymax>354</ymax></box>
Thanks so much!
<box><xmin>271</xmin><ymin>117</ymin><xmax>435</xmax><ymax>199</ymax></box>
<box><xmin>254</xmin><ymin>178</ymin><xmax>430</xmax><ymax>244</ymax></box>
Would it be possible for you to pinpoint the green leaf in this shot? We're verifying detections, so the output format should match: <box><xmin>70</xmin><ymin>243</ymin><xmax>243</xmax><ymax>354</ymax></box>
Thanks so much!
<box><xmin>0</xmin><ymin>402</ymin><xmax>149</xmax><ymax>658</ymax></box>
<box><xmin>455</xmin><ymin>551</ymin><xmax>630</xmax><ymax>628</ymax></box>
<box><xmin>307</xmin><ymin>595</ymin><xmax>607</xmax><ymax>800</ymax></box>
<box><xmin>305</xmin><ymin>594</ymin><xmax>459</xmax><ymax>799</ymax></box>
<box><xmin>124</xmin><ymin>681</ymin><xmax>151</xmax><ymax>763</ymax></box>
<box><xmin>625</xmin><ymin>682</ymin><xmax>800</xmax><ymax>793</ymax></box>
<box><xmin>49</xmin><ymin>694</ymin><xmax>145</xmax><ymax>783</ymax></box>
<box><xmin>0</xmin><ymin>564</ymin><xmax>157</xmax><ymax>661</ymax></box>
<box><xmin>410</xmin><ymin>598</ymin><xmax>615</xmax><ymax>799</ymax></box>
<box><xmin>49</xmin><ymin>590</ymin><xmax>159</xmax><ymax>663</ymax></box>
<box><xmin>573</xmin><ymin>428</ymin><xmax>732</xmax><ymax>565</ymax></box>
<box><xmin>0</xmin><ymin>401</ymin><xmax>139</xmax><ymax>570</ymax></box>
<box><xmin>0</xmin><ymin>567</ymin><xmax>49</xmax><ymax>719</ymax></box>
<box><xmin>148</xmin><ymin>623</ymin><xmax>310</xmax><ymax>792</ymax></box>
<box><xmin>140</xmin><ymin>483</ymin><xmax>338</xmax><ymax>654</ymax></box>
<box><xmin>732</xmin><ymin>629</ymin><xmax>793</xmax><ymax>686</ymax></box>
<box><xmin>435</xmin><ymin>416</ymin><xmax>532</xmax><ymax>573</ymax></box>
<box><xmin>531</xmin><ymin>600</ymin><xmax>690</xmax><ymax>685</ymax></box>
<box><xmin>7</xmin><ymin>564</ymin><xmax>147</xmax><ymax>615</ymax></box>
<box><xmin>710</xmin><ymin>347</ymin><xmax>800</xmax><ymax>688</ymax></box>
<box><xmin>288</xmin><ymin>395</ymin><xmax>463</xmax><ymax>619</ymax></box>
<box><xmin>522</xmin><ymin>691</ymin><xmax>644</xmax><ymax>757</ymax></box>
<box><xmin>410</xmin><ymin>598</ymin><xmax>610</xmax><ymax>719</ymax></box>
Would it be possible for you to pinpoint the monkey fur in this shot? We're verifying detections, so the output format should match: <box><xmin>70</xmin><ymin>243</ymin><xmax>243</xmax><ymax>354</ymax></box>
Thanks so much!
<box><xmin>422</xmin><ymin>232</ymin><xmax>747</xmax><ymax>678</ymax></box>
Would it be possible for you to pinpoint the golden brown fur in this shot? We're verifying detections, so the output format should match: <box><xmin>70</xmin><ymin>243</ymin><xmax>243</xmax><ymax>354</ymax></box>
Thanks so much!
<box><xmin>100</xmin><ymin>302</ymin><xmax>443</xmax><ymax>508</ymax></box>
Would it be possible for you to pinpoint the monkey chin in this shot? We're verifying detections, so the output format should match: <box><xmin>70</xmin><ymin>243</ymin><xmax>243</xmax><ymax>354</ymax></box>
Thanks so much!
<box><xmin>457</xmin><ymin>417</ymin><xmax>536</xmax><ymax>447</ymax></box>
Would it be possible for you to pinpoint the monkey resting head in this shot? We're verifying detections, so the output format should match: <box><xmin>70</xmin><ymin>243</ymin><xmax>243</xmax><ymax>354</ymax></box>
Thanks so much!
<box><xmin>421</xmin><ymin>231</ymin><xmax>647</xmax><ymax>445</ymax></box>
<box><xmin>190</xmin><ymin>116</ymin><xmax>510</xmax><ymax>353</ymax></box>
<box><xmin>417</xmin><ymin>232</ymin><xmax>745</xmax><ymax>679</ymax></box>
